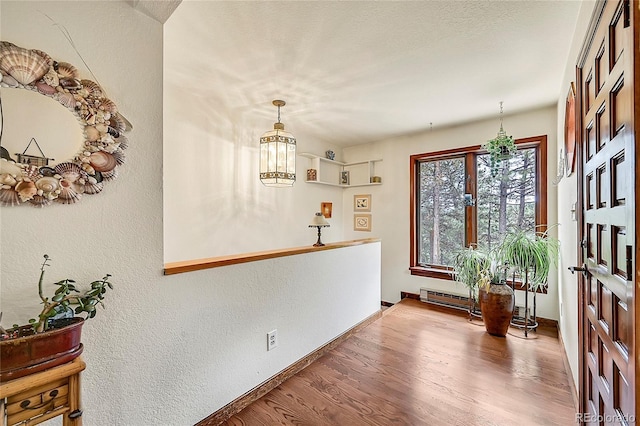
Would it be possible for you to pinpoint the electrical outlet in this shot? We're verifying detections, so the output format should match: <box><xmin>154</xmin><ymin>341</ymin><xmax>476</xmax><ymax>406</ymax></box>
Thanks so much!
<box><xmin>267</xmin><ymin>329</ymin><xmax>278</xmax><ymax>351</ymax></box>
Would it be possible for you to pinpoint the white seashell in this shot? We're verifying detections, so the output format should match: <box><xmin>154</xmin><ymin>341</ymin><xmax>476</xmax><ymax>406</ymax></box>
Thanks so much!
<box><xmin>89</xmin><ymin>151</ymin><xmax>117</xmax><ymax>172</ymax></box>
<box><xmin>112</xmin><ymin>149</ymin><xmax>125</xmax><ymax>166</ymax></box>
<box><xmin>80</xmin><ymin>79</ymin><xmax>103</xmax><ymax>97</ymax></box>
<box><xmin>101</xmin><ymin>167</ymin><xmax>118</xmax><ymax>181</ymax></box>
<box><xmin>35</xmin><ymin>176</ymin><xmax>61</xmax><ymax>194</ymax></box>
<box><xmin>83</xmin><ymin>180</ymin><xmax>103</xmax><ymax>194</ymax></box>
<box><xmin>1</xmin><ymin>74</ymin><xmax>19</xmax><ymax>87</ymax></box>
<box><xmin>54</xmin><ymin>162</ymin><xmax>85</xmax><ymax>183</ymax></box>
<box><xmin>0</xmin><ymin>173</ymin><xmax>17</xmax><ymax>186</ymax></box>
<box><xmin>0</xmin><ymin>188</ymin><xmax>20</xmax><ymax>206</ymax></box>
<box><xmin>55</xmin><ymin>62</ymin><xmax>78</xmax><ymax>78</ymax></box>
<box><xmin>109</xmin><ymin>114</ymin><xmax>126</xmax><ymax>134</ymax></box>
<box><xmin>81</xmin><ymin>163</ymin><xmax>96</xmax><ymax>175</ymax></box>
<box><xmin>98</xmin><ymin>98</ymin><xmax>117</xmax><ymax>114</ymax></box>
<box><xmin>43</xmin><ymin>68</ymin><xmax>59</xmax><ymax>87</ymax></box>
<box><xmin>56</xmin><ymin>178</ymin><xmax>83</xmax><ymax>204</ymax></box>
<box><xmin>14</xmin><ymin>180</ymin><xmax>37</xmax><ymax>202</ymax></box>
<box><xmin>0</xmin><ymin>44</ymin><xmax>49</xmax><ymax>85</ymax></box>
<box><xmin>116</xmin><ymin>135</ymin><xmax>129</xmax><ymax>151</ymax></box>
<box><xmin>85</xmin><ymin>126</ymin><xmax>100</xmax><ymax>142</ymax></box>
<box><xmin>29</xmin><ymin>194</ymin><xmax>52</xmax><ymax>207</ymax></box>
<box><xmin>0</xmin><ymin>159</ymin><xmax>23</xmax><ymax>176</ymax></box>
<box><xmin>57</xmin><ymin>92</ymin><xmax>76</xmax><ymax>109</ymax></box>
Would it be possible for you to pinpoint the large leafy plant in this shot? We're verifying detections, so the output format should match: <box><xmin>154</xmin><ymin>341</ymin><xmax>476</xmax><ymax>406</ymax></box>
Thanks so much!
<box><xmin>451</xmin><ymin>245</ymin><xmax>491</xmax><ymax>291</ymax></box>
<box><xmin>497</xmin><ymin>228</ymin><xmax>560</xmax><ymax>291</ymax></box>
<box><xmin>452</xmin><ymin>227</ymin><xmax>559</xmax><ymax>293</ymax></box>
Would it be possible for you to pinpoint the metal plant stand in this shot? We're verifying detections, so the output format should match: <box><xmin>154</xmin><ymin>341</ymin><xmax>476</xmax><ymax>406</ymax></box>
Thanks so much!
<box><xmin>467</xmin><ymin>289</ymin><xmax>482</xmax><ymax>321</ymax></box>
<box><xmin>509</xmin><ymin>271</ymin><xmax>538</xmax><ymax>337</ymax></box>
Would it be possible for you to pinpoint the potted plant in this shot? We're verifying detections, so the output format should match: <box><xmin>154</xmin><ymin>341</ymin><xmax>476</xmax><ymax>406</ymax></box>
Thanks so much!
<box><xmin>451</xmin><ymin>245</ymin><xmax>490</xmax><ymax>317</ymax></box>
<box><xmin>0</xmin><ymin>254</ymin><xmax>113</xmax><ymax>381</ymax></box>
<box><xmin>498</xmin><ymin>227</ymin><xmax>560</xmax><ymax>334</ymax></box>
<box><xmin>475</xmin><ymin>254</ymin><xmax>515</xmax><ymax>337</ymax></box>
<box><xmin>484</xmin><ymin>130</ymin><xmax>516</xmax><ymax>178</ymax></box>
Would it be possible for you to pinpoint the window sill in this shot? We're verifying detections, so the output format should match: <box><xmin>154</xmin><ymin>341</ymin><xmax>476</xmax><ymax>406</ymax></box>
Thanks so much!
<box><xmin>409</xmin><ymin>266</ymin><xmax>454</xmax><ymax>280</ymax></box>
<box><xmin>409</xmin><ymin>266</ymin><xmax>548</xmax><ymax>294</ymax></box>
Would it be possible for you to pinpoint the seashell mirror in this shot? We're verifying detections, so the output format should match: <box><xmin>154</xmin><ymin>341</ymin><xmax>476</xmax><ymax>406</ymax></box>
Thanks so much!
<box><xmin>0</xmin><ymin>41</ymin><xmax>130</xmax><ymax>207</ymax></box>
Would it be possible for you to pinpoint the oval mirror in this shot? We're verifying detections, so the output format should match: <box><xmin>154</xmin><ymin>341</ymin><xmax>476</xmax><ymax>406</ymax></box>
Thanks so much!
<box><xmin>0</xmin><ymin>41</ymin><xmax>130</xmax><ymax>207</ymax></box>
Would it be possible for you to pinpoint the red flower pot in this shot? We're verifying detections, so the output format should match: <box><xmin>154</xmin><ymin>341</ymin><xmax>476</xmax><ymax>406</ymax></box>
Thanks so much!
<box><xmin>0</xmin><ymin>317</ymin><xmax>84</xmax><ymax>381</ymax></box>
<box><xmin>479</xmin><ymin>283</ymin><xmax>514</xmax><ymax>337</ymax></box>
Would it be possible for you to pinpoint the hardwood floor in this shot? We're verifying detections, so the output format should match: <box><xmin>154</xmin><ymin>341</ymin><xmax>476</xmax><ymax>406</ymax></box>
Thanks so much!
<box><xmin>223</xmin><ymin>299</ymin><xmax>576</xmax><ymax>425</ymax></box>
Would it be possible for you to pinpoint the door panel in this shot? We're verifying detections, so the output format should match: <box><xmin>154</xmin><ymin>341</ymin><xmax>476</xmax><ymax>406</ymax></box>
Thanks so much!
<box><xmin>577</xmin><ymin>1</ymin><xmax>636</xmax><ymax>424</ymax></box>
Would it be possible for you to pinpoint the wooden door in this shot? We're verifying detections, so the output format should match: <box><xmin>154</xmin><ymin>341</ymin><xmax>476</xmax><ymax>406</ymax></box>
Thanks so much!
<box><xmin>576</xmin><ymin>0</ymin><xmax>637</xmax><ymax>424</ymax></box>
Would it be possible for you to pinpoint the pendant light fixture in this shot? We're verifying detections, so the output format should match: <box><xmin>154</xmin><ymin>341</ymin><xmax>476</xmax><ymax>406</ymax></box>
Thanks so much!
<box><xmin>260</xmin><ymin>100</ymin><xmax>296</xmax><ymax>187</ymax></box>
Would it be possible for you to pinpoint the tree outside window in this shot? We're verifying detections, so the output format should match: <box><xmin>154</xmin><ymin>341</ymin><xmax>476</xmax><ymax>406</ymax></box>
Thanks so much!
<box><xmin>410</xmin><ymin>136</ymin><xmax>547</xmax><ymax>279</ymax></box>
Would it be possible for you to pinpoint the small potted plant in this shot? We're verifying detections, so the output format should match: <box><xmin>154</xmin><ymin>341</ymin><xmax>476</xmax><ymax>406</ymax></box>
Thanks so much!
<box><xmin>0</xmin><ymin>254</ymin><xmax>113</xmax><ymax>381</ymax></box>
<box><xmin>484</xmin><ymin>129</ymin><xmax>516</xmax><ymax>178</ymax></box>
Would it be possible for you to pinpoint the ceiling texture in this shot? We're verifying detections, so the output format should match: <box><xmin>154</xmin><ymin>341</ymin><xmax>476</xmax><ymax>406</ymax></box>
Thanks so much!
<box><xmin>156</xmin><ymin>0</ymin><xmax>585</xmax><ymax>147</ymax></box>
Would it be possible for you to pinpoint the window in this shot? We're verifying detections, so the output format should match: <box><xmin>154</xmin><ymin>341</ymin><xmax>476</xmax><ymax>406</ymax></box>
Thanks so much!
<box><xmin>410</xmin><ymin>136</ymin><xmax>547</xmax><ymax>279</ymax></box>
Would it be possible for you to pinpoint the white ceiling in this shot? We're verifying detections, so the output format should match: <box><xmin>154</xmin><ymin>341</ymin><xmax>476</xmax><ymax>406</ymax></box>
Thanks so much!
<box><xmin>163</xmin><ymin>0</ymin><xmax>585</xmax><ymax>147</ymax></box>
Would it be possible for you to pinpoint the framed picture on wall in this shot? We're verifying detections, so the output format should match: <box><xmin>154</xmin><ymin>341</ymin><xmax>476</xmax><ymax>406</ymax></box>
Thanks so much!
<box><xmin>564</xmin><ymin>82</ymin><xmax>576</xmax><ymax>177</ymax></box>
<box><xmin>354</xmin><ymin>214</ymin><xmax>371</xmax><ymax>232</ymax></box>
<box><xmin>354</xmin><ymin>194</ymin><xmax>371</xmax><ymax>212</ymax></box>
<box><xmin>321</xmin><ymin>202</ymin><xmax>332</xmax><ymax>218</ymax></box>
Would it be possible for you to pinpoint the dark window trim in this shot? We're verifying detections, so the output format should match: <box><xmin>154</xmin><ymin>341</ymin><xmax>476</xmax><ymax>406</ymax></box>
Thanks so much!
<box><xmin>409</xmin><ymin>135</ymin><xmax>548</xmax><ymax>288</ymax></box>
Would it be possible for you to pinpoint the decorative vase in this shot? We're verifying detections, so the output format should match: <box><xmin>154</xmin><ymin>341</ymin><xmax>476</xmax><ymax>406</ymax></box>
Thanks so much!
<box><xmin>479</xmin><ymin>283</ymin><xmax>514</xmax><ymax>337</ymax></box>
<box><xmin>325</xmin><ymin>150</ymin><xmax>335</xmax><ymax>160</ymax></box>
<box><xmin>0</xmin><ymin>317</ymin><xmax>84</xmax><ymax>381</ymax></box>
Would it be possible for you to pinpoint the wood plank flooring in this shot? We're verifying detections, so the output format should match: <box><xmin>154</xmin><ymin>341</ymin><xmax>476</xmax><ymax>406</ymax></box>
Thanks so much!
<box><xmin>223</xmin><ymin>299</ymin><xmax>576</xmax><ymax>425</ymax></box>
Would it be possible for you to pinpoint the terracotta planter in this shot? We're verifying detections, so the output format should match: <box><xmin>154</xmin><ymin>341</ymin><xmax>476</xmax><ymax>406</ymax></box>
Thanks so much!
<box><xmin>0</xmin><ymin>317</ymin><xmax>84</xmax><ymax>381</ymax></box>
<box><xmin>479</xmin><ymin>283</ymin><xmax>514</xmax><ymax>337</ymax></box>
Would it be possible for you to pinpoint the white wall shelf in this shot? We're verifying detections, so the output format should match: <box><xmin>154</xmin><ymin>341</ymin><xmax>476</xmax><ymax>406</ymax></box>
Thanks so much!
<box><xmin>299</xmin><ymin>152</ymin><xmax>382</xmax><ymax>188</ymax></box>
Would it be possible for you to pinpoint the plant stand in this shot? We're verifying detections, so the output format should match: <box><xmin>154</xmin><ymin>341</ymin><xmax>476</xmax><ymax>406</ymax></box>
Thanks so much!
<box><xmin>509</xmin><ymin>274</ymin><xmax>538</xmax><ymax>337</ymax></box>
<box><xmin>467</xmin><ymin>289</ymin><xmax>482</xmax><ymax>321</ymax></box>
<box><xmin>0</xmin><ymin>357</ymin><xmax>85</xmax><ymax>426</ymax></box>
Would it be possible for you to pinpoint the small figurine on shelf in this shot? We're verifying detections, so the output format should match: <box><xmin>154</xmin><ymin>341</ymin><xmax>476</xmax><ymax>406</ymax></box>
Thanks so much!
<box><xmin>325</xmin><ymin>150</ymin><xmax>335</xmax><ymax>160</ymax></box>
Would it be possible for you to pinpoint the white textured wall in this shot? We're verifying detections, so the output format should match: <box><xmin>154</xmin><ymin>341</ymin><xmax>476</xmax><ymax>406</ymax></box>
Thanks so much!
<box><xmin>163</xmin><ymin>4</ymin><xmax>344</xmax><ymax>262</ymax></box>
<box><xmin>0</xmin><ymin>2</ymin><xmax>381</xmax><ymax>425</ymax></box>
<box><xmin>555</xmin><ymin>0</ymin><xmax>597</xmax><ymax>392</ymax></box>
<box><xmin>343</xmin><ymin>106</ymin><xmax>560</xmax><ymax>320</ymax></box>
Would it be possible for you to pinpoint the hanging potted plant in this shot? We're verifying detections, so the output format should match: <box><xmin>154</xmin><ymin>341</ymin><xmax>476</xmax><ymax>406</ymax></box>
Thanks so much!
<box><xmin>484</xmin><ymin>101</ymin><xmax>516</xmax><ymax>177</ymax></box>
<box><xmin>0</xmin><ymin>255</ymin><xmax>113</xmax><ymax>381</ymax></box>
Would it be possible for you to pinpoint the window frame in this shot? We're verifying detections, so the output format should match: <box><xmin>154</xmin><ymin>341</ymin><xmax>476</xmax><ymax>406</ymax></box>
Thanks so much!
<box><xmin>409</xmin><ymin>135</ymin><xmax>548</xmax><ymax>282</ymax></box>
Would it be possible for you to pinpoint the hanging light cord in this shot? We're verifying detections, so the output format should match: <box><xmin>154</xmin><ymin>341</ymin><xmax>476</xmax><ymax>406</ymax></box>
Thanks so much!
<box><xmin>277</xmin><ymin>104</ymin><xmax>281</xmax><ymax>123</ymax></box>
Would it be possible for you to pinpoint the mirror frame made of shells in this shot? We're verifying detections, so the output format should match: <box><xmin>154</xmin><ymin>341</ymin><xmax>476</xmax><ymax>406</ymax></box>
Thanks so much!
<box><xmin>0</xmin><ymin>41</ymin><xmax>130</xmax><ymax>207</ymax></box>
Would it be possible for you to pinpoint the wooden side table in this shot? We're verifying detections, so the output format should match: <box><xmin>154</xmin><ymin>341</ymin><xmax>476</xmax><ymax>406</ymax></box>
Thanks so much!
<box><xmin>0</xmin><ymin>357</ymin><xmax>85</xmax><ymax>426</ymax></box>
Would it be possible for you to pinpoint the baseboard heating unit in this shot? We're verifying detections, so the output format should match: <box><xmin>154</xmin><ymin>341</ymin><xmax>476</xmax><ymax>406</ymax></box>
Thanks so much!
<box><xmin>419</xmin><ymin>288</ymin><xmax>471</xmax><ymax>311</ymax></box>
